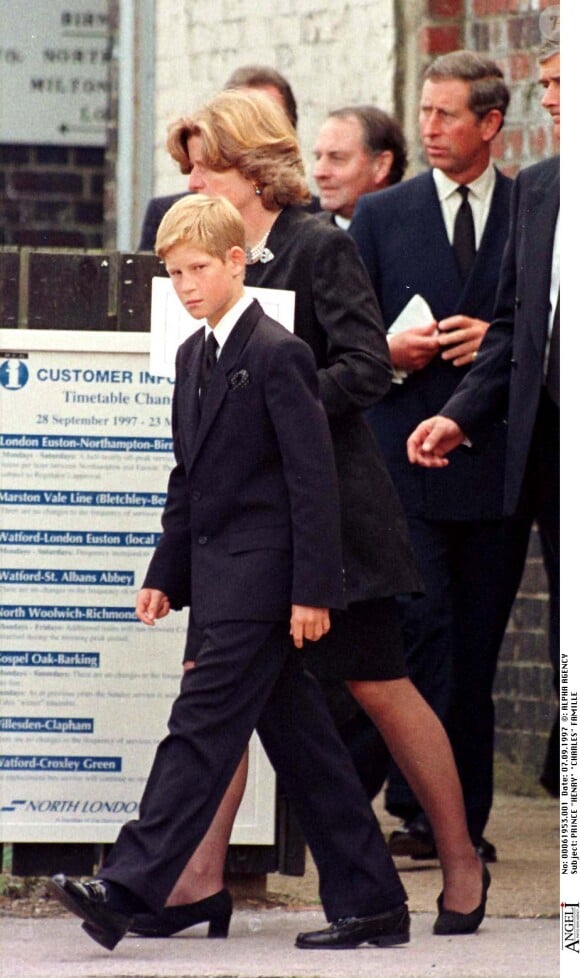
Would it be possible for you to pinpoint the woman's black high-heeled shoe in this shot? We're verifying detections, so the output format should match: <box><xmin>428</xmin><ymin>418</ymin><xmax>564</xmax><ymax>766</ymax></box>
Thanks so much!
<box><xmin>129</xmin><ymin>887</ymin><xmax>232</xmax><ymax>938</ymax></box>
<box><xmin>433</xmin><ymin>863</ymin><xmax>491</xmax><ymax>936</ymax></box>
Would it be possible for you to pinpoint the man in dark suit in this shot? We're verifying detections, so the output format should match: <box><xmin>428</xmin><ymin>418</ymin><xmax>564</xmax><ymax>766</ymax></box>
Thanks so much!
<box><xmin>350</xmin><ymin>51</ymin><xmax>532</xmax><ymax>861</ymax></box>
<box><xmin>407</xmin><ymin>41</ymin><xmax>560</xmax><ymax>799</ymax></box>
<box><xmin>49</xmin><ymin>194</ymin><xmax>410</xmax><ymax>952</ymax></box>
<box><xmin>138</xmin><ymin>65</ymin><xmax>318</xmax><ymax>250</ymax></box>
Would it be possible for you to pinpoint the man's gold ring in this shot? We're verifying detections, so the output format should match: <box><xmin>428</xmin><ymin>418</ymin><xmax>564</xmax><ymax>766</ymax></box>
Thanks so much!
<box><xmin>472</xmin><ymin>351</ymin><xmax>477</xmax><ymax>362</ymax></box>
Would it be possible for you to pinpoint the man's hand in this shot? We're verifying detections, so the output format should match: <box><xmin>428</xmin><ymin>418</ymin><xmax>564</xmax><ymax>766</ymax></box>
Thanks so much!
<box><xmin>437</xmin><ymin>315</ymin><xmax>489</xmax><ymax>366</ymax></box>
<box><xmin>407</xmin><ymin>416</ymin><xmax>465</xmax><ymax>467</ymax></box>
<box><xmin>136</xmin><ymin>588</ymin><xmax>171</xmax><ymax>626</ymax></box>
<box><xmin>387</xmin><ymin>322</ymin><xmax>440</xmax><ymax>372</ymax></box>
<box><xmin>290</xmin><ymin>605</ymin><xmax>331</xmax><ymax>649</ymax></box>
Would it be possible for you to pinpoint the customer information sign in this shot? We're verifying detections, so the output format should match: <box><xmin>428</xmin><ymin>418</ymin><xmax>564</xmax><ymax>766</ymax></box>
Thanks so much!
<box><xmin>0</xmin><ymin>330</ymin><xmax>275</xmax><ymax>844</ymax></box>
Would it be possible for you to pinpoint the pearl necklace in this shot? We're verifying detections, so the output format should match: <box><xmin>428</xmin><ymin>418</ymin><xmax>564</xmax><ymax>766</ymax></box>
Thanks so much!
<box><xmin>245</xmin><ymin>220</ymin><xmax>277</xmax><ymax>265</ymax></box>
<box><xmin>245</xmin><ymin>230</ymin><xmax>270</xmax><ymax>265</ymax></box>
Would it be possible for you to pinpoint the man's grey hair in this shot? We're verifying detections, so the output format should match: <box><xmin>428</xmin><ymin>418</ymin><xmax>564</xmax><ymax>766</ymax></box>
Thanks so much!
<box><xmin>424</xmin><ymin>50</ymin><xmax>510</xmax><ymax>127</ymax></box>
<box><xmin>538</xmin><ymin>39</ymin><xmax>560</xmax><ymax>63</ymax></box>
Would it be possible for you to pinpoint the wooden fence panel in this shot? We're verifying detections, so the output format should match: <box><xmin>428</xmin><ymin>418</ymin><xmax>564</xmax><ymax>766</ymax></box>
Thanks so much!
<box><xmin>0</xmin><ymin>249</ymin><xmax>20</xmax><ymax>327</ymax></box>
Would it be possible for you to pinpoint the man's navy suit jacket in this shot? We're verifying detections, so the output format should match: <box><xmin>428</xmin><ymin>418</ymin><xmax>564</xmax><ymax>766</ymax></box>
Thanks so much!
<box><xmin>442</xmin><ymin>156</ymin><xmax>560</xmax><ymax>515</ymax></box>
<box><xmin>350</xmin><ymin>169</ymin><xmax>513</xmax><ymax>521</ymax></box>
<box><xmin>143</xmin><ymin>300</ymin><xmax>345</xmax><ymax>635</ymax></box>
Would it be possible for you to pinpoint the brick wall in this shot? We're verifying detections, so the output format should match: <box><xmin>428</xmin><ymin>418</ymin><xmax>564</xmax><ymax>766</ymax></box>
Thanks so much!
<box><xmin>495</xmin><ymin>530</ymin><xmax>556</xmax><ymax>781</ymax></box>
<box><xmin>414</xmin><ymin>0</ymin><xmax>558</xmax><ymax>175</ymax></box>
<box><xmin>0</xmin><ymin>143</ymin><xmax>105</xmax><ymax>249</ymax></box>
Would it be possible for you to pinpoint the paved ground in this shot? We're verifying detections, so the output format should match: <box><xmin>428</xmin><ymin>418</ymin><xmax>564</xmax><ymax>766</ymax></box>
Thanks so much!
<box><xmin>0</xmin><ymin>791</ymin><xmax>562</xmax><ymax>978</ymax></box>
<box><xmin>0</xmin><ymin>910</ymin><xmax>560</xmax><ymax>978</ymax></box>
<box><xmin>267</xmin><ymin>790</ymin><xmax>560</xmax><ymax>919</ymax></box>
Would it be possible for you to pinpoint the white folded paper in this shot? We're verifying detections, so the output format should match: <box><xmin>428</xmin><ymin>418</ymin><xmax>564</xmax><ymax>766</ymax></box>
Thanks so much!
<box><xmin>387</xmin><ymin>293</ymin><xmax>435</xmax><ymax>384</ymax></box>
<box><xmin>149</xmin><ymin>278</ymin><xmax>295</xmax><ymax>379</ymax></box>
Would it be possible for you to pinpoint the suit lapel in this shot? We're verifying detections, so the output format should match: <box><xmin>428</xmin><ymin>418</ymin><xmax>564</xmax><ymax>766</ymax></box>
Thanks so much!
<box><xmin>413</xmin><ymin>175</ymin><xmax>464</xmax><ymax>306</ymax></box>
<box><xmin>456</xmin><ymin>169</ymin><xmax>511</xmax><ymax>312</ymax></box>
<box><xmin>177</xmin><ymin>329</ymin><xmax>203</xmax><ymax>470</ymax></box>
<box><xmin>187</xmin><ymin>300</ymin><xmax>261</xmax><ymax>471</ymax></box>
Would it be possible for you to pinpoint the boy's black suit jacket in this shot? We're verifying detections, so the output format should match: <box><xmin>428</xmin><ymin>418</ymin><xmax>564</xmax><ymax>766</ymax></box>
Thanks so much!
<box><xmin>143</xmin><ymin>300</ymin><xmax>345</xmax><ymax>630</ymax></box>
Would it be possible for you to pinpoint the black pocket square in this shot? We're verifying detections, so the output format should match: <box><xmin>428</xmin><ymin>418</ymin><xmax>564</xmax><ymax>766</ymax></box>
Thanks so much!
<box><xmin>228</xmin><ymin>369</ymin><xmax>251</xmax><ymax>389</ymax></box>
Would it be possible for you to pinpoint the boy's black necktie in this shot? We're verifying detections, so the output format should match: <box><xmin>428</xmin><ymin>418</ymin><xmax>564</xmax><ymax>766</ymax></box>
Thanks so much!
<box><xmin>453</xmin><ymin>185</ymin><xmax>476</xmax><ymax>282</ymax></box>
<box><xmin>199</xmin><ymin>332</ymin><xmax>219</xmax><ymax>408</ymax></box>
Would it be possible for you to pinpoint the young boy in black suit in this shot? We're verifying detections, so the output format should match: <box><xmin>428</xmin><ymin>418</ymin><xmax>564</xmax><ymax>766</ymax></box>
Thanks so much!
<box><xmin>49</xmin><ymin>195</ymin><xmax>409</xmax><ymax>952</ymax></box>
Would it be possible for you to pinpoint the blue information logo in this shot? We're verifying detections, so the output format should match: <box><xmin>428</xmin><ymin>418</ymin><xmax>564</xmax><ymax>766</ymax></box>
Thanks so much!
<box><xmin>0</xmin><ymin>359</ymin><xmax>29</xmax><ymax>390</ymax></box>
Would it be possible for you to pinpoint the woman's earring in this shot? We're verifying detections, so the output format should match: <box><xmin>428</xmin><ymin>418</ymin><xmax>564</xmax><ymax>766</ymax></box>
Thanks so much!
<box><xmin>254</xmin><ymin>185</ymin><xmax>262</xmax><ymax>196</ymax></box>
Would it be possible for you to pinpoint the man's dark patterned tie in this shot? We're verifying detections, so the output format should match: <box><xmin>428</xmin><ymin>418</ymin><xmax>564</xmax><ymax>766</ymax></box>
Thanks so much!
<box><xmin>453</xmin><ymin>185</ymin><xmax>476</xmax><ymax>283</ymax></box>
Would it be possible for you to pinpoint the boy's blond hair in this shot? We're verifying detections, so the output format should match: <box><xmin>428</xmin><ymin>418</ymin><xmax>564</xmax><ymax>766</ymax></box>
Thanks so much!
<box><xmin>155</xmin><ymin>193</ymin><xmax>246</xmax><ymax>261</ymax></box>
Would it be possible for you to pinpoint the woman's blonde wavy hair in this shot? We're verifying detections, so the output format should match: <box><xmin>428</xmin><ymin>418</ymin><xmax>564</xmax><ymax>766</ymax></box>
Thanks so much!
<box><xmin>166</xmin><ymin>90</ymin><xmax>311</xmax><ymax>211</ymax></box>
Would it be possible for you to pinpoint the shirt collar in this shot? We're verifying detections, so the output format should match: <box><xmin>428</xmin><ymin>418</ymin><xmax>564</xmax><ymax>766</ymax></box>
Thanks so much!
<box><xmin>432</xmin><ymin>160</ymin><xmax>496</xmax><ymax>202</ymax></box>
<box><xmin>333</xmin><ymin>213</ymin><xmax>351</xmax><ymax>230</ymax></box>
<box><xmin>204</xmin><ymin>291</ymin><xmax>254</xmax><ymax>351</ymax></box>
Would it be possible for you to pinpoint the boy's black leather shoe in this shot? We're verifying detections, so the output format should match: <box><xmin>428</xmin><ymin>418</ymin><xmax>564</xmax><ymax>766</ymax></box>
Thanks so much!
<box><xmin>48</xmin><ymin>875</ymin><xmax>132</xmax><ymax>950</ymax></box>
<box><xmin>295</xmin><ymin>903</ymin><xmax>410</xmax><ymax>949</ymax></box>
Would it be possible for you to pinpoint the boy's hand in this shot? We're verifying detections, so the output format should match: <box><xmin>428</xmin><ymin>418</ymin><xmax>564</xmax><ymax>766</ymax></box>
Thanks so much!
<box><xmin>290</xmin><ymin>605</ymin><xmax>331</xmax><ymax>648</ymax></box>
<box><xmin>136</xmin><ymin>588</ymin><xmax>171</xmax><ymax>626</ymax></box>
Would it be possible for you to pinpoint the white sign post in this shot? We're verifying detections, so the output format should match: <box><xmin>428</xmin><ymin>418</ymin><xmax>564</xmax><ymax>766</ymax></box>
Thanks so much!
<box><xmin>0</xmin><ymin>329</ymin><xmax>275</xmax><ymax>845</ymax></box>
